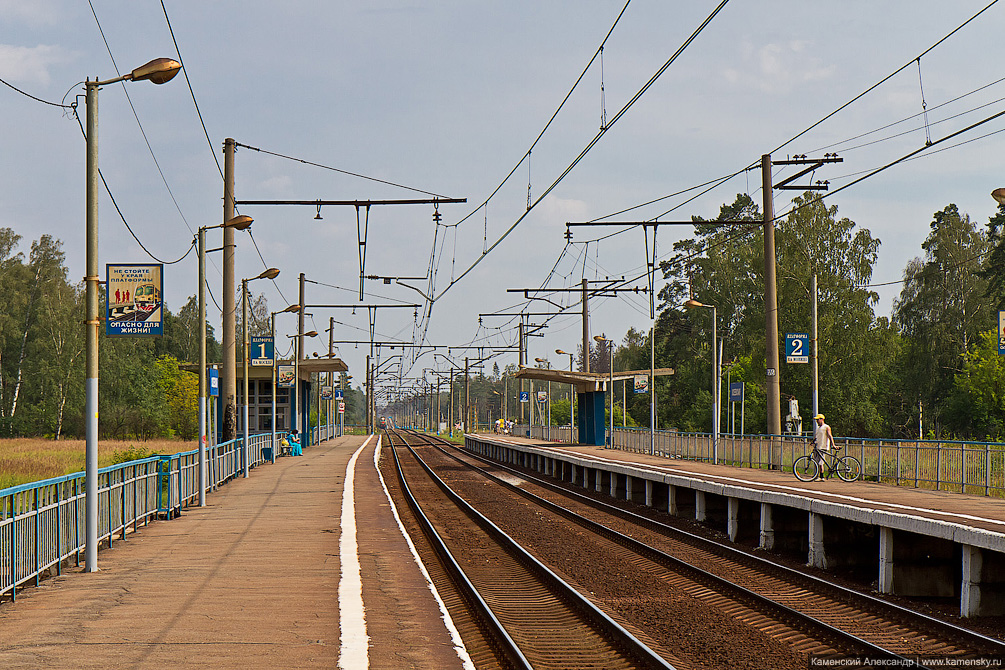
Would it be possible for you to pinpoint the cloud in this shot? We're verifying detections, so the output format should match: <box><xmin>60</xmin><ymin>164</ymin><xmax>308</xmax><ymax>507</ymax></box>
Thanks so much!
<box><xmin>0</xmin><ymin>0</ymin><xmax>60</xmax><ymax>26</ymax></box>
<box><xmin>0</xmin><ymin>44</ymin><xmax>69</xmax><ymax>86</ymax></box>
<box><xmin>257</xmin><ymin>175</ymin><xmax>294</xmax><ymax>195</ymax></box>
<box><xmin>537</xmin><ymin>196</ymin><xmax>590</xmax><ymax>229</ymax></box>
<box><xmin>722</xmin><ymin>41</ymin><xmax>835</xmax><ymax>94</ymax></box>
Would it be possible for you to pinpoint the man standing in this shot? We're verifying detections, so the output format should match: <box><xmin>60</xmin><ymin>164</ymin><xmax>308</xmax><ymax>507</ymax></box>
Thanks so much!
<box><xmin>813</xmin><ymin>413</ymin><xmax>837</xmax><ymax>468</ymax></box>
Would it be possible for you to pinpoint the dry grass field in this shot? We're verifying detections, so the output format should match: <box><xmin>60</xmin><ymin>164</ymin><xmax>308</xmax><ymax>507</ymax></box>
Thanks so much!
<box><xmin>0</xmin><ymin>438</ymin><xmax>196</xmax><ymax>491</ymax></box>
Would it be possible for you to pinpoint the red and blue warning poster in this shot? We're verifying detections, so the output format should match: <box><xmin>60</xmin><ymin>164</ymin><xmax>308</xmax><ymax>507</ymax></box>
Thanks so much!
<box><xmin>106</xmin><ymin>264</ymin><xmax>163</xmax><ymax>337</ymax></box>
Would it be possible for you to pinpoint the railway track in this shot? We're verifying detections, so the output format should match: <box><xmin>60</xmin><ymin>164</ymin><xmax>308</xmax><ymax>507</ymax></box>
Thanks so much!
<box><xmin>383</xmin><ymin>429</ymin><xmax>679</xmax><ymax>670</ymax></box>
<box><xmin>387</xmin><ymin>429</ymin><xmax>1005</xmax><ymax>669</ymax></box>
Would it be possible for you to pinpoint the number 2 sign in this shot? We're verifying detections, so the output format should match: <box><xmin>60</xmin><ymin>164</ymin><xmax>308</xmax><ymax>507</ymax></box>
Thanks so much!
<box><xmin>785</xmin><ymin>333</ymin><xmax>809</xmax><ymax>364</ymax></box>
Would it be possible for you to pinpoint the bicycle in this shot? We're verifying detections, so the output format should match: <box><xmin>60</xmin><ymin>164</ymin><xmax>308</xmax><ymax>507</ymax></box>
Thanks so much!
<box><xmin>792</xmin><ymin>445</ymin><xmax>861</xmax><ymax>482</ymax></box>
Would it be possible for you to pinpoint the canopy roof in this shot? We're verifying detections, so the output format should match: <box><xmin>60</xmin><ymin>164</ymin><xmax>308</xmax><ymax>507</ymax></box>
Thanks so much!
<box><xmin>512</xmin><ymin>365</ymin><xmax>673</xmax><ymax>392</ymax></box>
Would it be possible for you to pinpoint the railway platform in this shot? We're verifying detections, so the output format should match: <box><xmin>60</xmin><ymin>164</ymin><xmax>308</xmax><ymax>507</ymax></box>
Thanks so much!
<box><xmin>0</xmin><ymin>434</ymin><xmax>470</xmax><ymax>670</ymax></box>
<box><xmin>465</xmin><ymin>433</ymin><xmax>1005</xmax><ymax>618</ymax></box>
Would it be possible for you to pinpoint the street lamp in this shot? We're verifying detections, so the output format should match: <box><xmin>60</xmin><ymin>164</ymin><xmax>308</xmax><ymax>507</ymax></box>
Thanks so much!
<box><xmin>593</xmin><ymin>335</ymin><xmax>614</xmax><ymax>448</ymax></box>
<box><xmin>84</xmin><ymin>57</ymin><xmax>181</xmax><ymax>573</ymax></box>
<box><xmin>556</xmin><ymin>348</ymin><xmax>575</xmax><ymax>440</ymax></box>
<box><xmin>241</xmin><ymin>268</ymin><xmax>281</xmax><ymax>477</ymax></box>
<box><xmin>270</xmin><ymin>303</ymin><xmax>300</xmax><ymax>463</ymax></box>
<box><xmin>198</xmin><ymin>214</ymin><xmax>253</xmax><ymax>504</ymax></box>
<box><xmin>685</xmin><ymin>299</ymin><xmax>720</xmax><ymax>464</ymax></box>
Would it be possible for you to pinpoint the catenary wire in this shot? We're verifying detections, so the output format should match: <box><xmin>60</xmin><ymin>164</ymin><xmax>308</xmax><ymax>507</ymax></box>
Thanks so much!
<box><xmin>768</xmin><ymin>0</ymin><xmax>1001</xmax><ymax>157</ymax></box>
<box><xmin>159</xmin><ymin>0</ymin><xmax>225</xmax><ymax>182</ymax></box>
<box><xmin>430</xmin><ymin>0</ymin><xmax>730</xmax><ymax>305</ymax></box>
<box><xmin>233</xmin><ymin>142</ymin><xmax>450</xmax><ymax>198</ymax></box>
<box><xmin>87</xmin><ymin>0</ymin><xmax>197</xmax><ymax>239</ymax></box>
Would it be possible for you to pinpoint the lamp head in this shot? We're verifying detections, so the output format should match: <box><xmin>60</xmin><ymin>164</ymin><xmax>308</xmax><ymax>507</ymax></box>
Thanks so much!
<box><xmin>129</xmin><ymin>58</ymin><xmax>182</xmax><ymax>85</ymax></box>
<box><xmin>684</xmin><ymin>299</ymin><xmax>704</xmax><ymax>309</ymax></box>
<box><xmin>257</xmin><ymin>268</ymin><xmax>281</xmax><ymax>280</ymax></box>
<box><xmin>225</xmin><ymin>215</ymin><xmax>253</xmax><ymax>230</ymax></box>
<box><xmin>305</xmin><ymin>330</ymin><xmax>318</xmax><ymax>337</ymax></box>
<box><xmin>284</xmin><ymin>304</ymin><xmax>301</xmax><ymax>313</ymax></box>
<box><xmin>993</xmin><ymin>188</ymin><xmax>1005</xmax><ymax>206</ymax></box>
<box><xmin>556</xmin><ymin>349</ymin><xmax>568</xmax><ymax>355</ymax></box>
<box><xmin>593</xmin><ymin>335</ymin><xmax>607</xmax><ymax>343</ymax></box>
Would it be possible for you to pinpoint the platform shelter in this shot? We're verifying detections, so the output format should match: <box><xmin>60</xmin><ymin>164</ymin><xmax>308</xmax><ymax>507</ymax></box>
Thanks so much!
<box><xmin>234</xmin><ymin>357</ymin><xmax>348</xmax><ymax>447</ymax></box>
<box><xmin>513</xmin><ymin>365</ymin><xmax>673</xmax><ymax>446</ymax></box>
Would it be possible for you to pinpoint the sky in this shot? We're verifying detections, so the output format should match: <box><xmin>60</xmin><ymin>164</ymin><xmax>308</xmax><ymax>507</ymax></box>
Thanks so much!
<box><xmin>2</xmin><ymin>1</ymin><xmax>1004</xmax><ymax>393</ymax></box>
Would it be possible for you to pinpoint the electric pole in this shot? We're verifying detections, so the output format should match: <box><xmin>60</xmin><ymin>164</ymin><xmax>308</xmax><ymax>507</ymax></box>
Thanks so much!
<box><xmin>222</xmin><ymin>138</ymin><xmax>237</xmax><ymax>442</ymax></box>
<box><xmin>762</xmin><ymin>152</ymin><xmax>841</xmax><ymax>467</ymax></box>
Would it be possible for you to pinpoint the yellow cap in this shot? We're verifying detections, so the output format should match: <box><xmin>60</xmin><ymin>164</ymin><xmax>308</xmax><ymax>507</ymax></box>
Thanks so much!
<box><xmin>814</xmin><ymin>414</ymin><xmax>824</xmax><ymax>420</ymax></box>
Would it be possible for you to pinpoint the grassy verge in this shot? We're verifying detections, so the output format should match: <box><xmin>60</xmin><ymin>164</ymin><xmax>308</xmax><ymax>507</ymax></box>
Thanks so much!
<box><xmin>0</xmin><ymin>438</ymin><xmax>195</xmax><ymax>490</ymax></box>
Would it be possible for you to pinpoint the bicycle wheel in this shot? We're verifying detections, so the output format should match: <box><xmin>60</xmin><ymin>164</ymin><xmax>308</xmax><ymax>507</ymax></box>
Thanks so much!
<box><xmin>792</xmin><ymin>455</ymin><xmax>819</xmax><ymax>482</ymax></box>
<box><xmin>836</xmin><ymin>455</ymin><xmax>862</xmax><ymax>482</ymax></box>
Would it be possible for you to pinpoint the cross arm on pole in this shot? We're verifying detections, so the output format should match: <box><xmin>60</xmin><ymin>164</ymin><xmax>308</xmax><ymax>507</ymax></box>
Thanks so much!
<box><xmin>234</xmin><ymin>198</ymin><xmax>467</xmax><ymax>207</ymax></box>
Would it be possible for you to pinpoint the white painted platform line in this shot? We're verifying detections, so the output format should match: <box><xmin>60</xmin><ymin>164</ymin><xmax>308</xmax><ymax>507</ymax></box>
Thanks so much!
<box><xmin>339</xmin><ymin>435</ymin><xmax>374</xmax><ymax>670</ymax></box>
<box><xmin>374</xmin><ymin>440</ymin><xmax>475</xmax><ymax>670</ymax></box>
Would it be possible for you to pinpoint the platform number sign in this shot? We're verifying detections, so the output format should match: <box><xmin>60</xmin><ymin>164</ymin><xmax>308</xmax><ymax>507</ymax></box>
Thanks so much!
<box><xmin>785</xmin><ymin>333</ymin><xmax>809</xmax><ymax>364</ymax></box>
<box><xmin>519</xmin><ymin>391</ymin><xmax>529</xmax><ymax>403</ymax></box>
<box><xmin>250</xmin><ymin>336</ymin><xmax>274</xmax><ymax>367</ymax></box>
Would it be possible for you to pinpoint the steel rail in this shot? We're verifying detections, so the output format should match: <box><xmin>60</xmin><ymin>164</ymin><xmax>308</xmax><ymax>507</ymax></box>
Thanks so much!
<box><xmin>387</xmin><ymin>428</ymin><xmax>677</xmax><ymax>670</ymax></box>
<box><xmin>384</xmin><ymin>431</ymin><xmax>533</xmax><ymax>670</ymax></box>
<box><xmin>411</xmin><ymin>431</ymin><xmax>999</xmax><ymax>665</ymax></box>
<box><xmin>443</xmin><ymin>433</ymin><xmax>1005</xmax><ymax>660</ymax></box>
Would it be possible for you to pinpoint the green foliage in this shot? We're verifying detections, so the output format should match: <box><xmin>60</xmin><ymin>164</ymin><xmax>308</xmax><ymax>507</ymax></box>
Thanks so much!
<box><xmin>551</xmin><ymin>398</ymin><xmax>571</xmax><ymax>425</ymax></box>
<box><xmin>110</xmin><ymin>445</ymin><xmax>155</xmax><ymax>464</ymax></box>
<box><xmin>944</xmin><ymin>329</ymin><xmax>1005</xmax><ymax>439</ymax></box>
<box><xmin>893</xmin><ymin>204</ymin><xmax>992</xmax><ymax>436</ymax></box>
<box><xmin>655</xmin><ymin>192</ymin><xmax>890</xmax><ymax>436</ymax></box>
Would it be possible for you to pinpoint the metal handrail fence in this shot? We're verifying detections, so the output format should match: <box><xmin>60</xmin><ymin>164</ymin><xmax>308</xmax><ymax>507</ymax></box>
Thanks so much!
<box><xmin>1</xmin><ymin>456</ymin><xmax>160</xmax><ymax>603</ymax></box>
<box><xmin>511</xmin><ymin>424</ymin><xmax>1005</xmax><ymax>497</ymax></box>
<box><xmin>0</xmin><ymin>428</ymin><xmax>340</xmax><ymax>603</ymax></box>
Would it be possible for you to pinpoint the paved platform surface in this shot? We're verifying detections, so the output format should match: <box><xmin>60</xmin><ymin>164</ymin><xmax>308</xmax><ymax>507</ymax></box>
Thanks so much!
<box><xmin>485</xmin><ymin>434</ymin><xmax>1005</xmax><ymax>540</ymax></box>
<box><xmin>0</xmin><ymin>434</ymin><xmax>469</xmax><ymax>670</ymax></box>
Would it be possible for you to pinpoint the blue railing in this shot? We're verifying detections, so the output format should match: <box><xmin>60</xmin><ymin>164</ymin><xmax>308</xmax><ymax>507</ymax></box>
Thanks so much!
<box><xmin>517</xmin><ymin>423</ymin><xmax>1005</xmax><ymax>497</ymax></box>
<box><xmin>1</xmin><ymin>457</ymin><xmax>160</xmax><ymax>602</ymax></box>
<box><xmin>0</xmin><ymin>428</ymin><xmax>340</xmax><ymax>602</ymax></box>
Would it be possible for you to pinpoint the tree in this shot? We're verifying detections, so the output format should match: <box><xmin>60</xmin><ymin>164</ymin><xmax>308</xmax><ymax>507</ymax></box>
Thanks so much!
<box><xmin>893</xmin><ymin>204</ymin><xmax>992</xmax><ymax>436</ymax></box>
<box><xmin>658</xmin><ymin>192</ymin><xmax>887</xmax><ymax>436</ymax></box>
<box><xmin>30</xmin><ymin>278</ymin><xmax>84</xmax><ymax>438</ymax></box>
<box><xmin>153</xmin><ymin>355</ymin><xmax>199</xmax><ymax>440</ymax></box>
<box><xmin>944</xmin><ymin>329</ymin><xmax>1005</xmax><ymax>439</ymax></box>
<box><xmin>775</xmin><ymin>193</ymin><xmax>885</xmax><ymax>436</ymax></box>
<box><xmin>591</xmin><ymin>333</ymin><xmax>613</xmax><ymax>373</ymax></box>
<box><xmin>979</xmin><ymin>200</ymin><xmax>1005</xmax><ymax>309</ymax></box>
<box><xmin>0</xmin><ymin>227</ymin><xmax>25</xmax><ymax>427</ymax></box>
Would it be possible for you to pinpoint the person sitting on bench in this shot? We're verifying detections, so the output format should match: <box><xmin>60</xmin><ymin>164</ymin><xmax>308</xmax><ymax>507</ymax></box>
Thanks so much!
<box><xmin>287</xmin><ymin>429</ymin><xmax>302</xmax><ymax>456</ymax></box>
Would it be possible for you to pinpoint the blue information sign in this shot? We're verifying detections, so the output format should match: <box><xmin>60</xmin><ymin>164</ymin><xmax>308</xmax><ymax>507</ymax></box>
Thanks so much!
<box><xmin>209</xmin><ymin>368</ymin><xmax>219</xmax><ymax>397</ymax></box>
<box><xmin>519</xmin><ymin>391</ymin><xmax>529</xmax><ymax>403</ymax></box>
<box><xmin>729</xmin><ymin>382</ymin><xmax>744</xmax><ymax>403</ymax></box>
<box><xmin>334</xmin><ymin>388</ymin><xmax>343</xmax><ymax>399</ymax></box>
<box><xmin>250</xmin><ymin>336</ymin><xmax>274</xmax><ymax>367</ymax></box>
<box><xmin>785</xmin><ymin>333</ymin><xmax>809</xmax><ymax>364</ymax></box>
